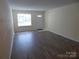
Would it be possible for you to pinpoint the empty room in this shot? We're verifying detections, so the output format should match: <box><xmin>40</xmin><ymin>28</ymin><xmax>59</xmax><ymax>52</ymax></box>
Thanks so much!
<box><xmin>0</xmin><ymin>0</ymin><xmax>79</xmax><ymax>59</ymax></box>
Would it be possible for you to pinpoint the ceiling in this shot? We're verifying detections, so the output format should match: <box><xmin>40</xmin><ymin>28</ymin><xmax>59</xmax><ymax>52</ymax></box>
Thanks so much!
<box><xmin>9</xmin><ymin>0</ymin><xmax>79</xmax><ymax>10</ymax></box>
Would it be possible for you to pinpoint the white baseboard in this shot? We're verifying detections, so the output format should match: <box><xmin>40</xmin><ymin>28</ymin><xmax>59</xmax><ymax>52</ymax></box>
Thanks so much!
<box><xmin>44</xmin><ymin>29</ymin><xmax>79</xmax><ymax>43</ymax></box>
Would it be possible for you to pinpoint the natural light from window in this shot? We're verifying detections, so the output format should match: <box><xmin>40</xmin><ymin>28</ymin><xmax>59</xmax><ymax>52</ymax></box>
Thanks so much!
<box><xmin>17</xmin><ymin>13</ymin><xmax>32</xmax><ymax>27</ymax></box>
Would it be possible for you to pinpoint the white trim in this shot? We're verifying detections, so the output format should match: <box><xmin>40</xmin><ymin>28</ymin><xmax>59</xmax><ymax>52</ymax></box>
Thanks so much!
<box><xmin>49</xmin><ymin>31</ymin><xmax>79</xmax><ymax>43</ymax></box>
<box><xmin>44</xmin><ymin>29</ymin><xmax>79</xmax><ymax>43</ymax></box>
<box><xmin>9</xmin><ymin>32</ymin><xmax>15</xmax><ymax>59</ymax></box>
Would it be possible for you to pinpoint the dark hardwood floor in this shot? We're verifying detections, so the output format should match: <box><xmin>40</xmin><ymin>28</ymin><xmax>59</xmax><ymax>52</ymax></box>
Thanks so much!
<box><xmin>11</xmin><ymin>31</ymin><xmax>79</xmax><ymax>59</ymax></box>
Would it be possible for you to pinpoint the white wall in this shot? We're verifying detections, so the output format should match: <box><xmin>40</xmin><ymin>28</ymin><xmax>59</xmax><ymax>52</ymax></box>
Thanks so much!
<box><xmin>0</xmin><ymin>0</ymin><xmax>14</xmax><ymax>59</ymax></box>
<box><xmin>45</xmin><ymin>3</ymin><xmax>79</xmax><ymax>42</ymax></box>
<box><xmin>12</xmin><ymin>10</ymin><xmax>45</xmax><ymax>32</ymax></box>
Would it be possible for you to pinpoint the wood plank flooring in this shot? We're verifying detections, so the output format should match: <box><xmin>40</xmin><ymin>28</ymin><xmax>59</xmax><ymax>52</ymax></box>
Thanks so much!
<box><xmin>11</xmin><ymin>31</ymin><xmax>79</xmax><ymax>59</ymax></box>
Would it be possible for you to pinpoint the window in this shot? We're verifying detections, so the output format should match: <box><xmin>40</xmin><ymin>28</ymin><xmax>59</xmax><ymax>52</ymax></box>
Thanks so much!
<box><xmin>17</xmin><ymin>13</ymin><xmax>32</xmax><ymax>27</ymax></box>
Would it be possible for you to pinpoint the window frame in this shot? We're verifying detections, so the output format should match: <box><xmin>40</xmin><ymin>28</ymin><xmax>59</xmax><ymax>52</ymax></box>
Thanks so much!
<box><xmin>17</xmin><ymin>13</ymin><xmax>32</xmax><ymax>27</ymax></box>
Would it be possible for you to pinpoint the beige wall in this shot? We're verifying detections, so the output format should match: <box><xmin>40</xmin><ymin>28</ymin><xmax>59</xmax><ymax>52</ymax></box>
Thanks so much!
<box><xmin>0</xmin><ymin>0</ymin><xmax>14</xmax><ymax>59</ymax></box>
<box><xmin>12</xmin><ymin>10</ymin><xmax>45</xmax><ymax>32</ymax></box>
<box><xmin>45</xmin><ymin>3</ymin><xmax>79</xmax><ymax>42</ymax></box>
